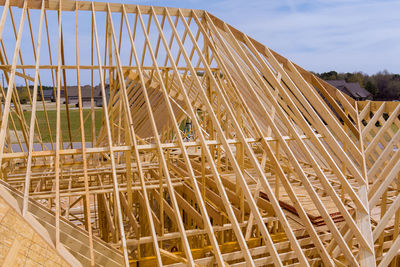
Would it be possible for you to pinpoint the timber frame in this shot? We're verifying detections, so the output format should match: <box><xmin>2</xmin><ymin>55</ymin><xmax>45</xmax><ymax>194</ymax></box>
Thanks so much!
<box><xmin>0</xmin><ymin>0</ymin><xmax>399</xmax><ymax>266</ymax></box>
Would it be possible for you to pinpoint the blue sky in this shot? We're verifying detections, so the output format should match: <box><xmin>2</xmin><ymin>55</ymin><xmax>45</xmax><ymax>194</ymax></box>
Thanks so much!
<box><xmin>101</xmin><ymin>0</ymin><xmax>400</xmax><ymax>74</ymax></box>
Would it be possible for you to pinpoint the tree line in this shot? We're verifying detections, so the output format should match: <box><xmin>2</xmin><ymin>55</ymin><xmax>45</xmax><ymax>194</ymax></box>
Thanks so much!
<box><xmin>4</xmin><ymin>71</ymin><xmax>400</xmax><ymax>103</ymax></box>
<box><xmin>313</xmin><ymin>70</ymin><xmax>400</xmax><ymax>101</ymax></box>
<box><xmin>3</xmin><ymin>85</ymin><xmax>54</xmax><ymax>104</ymax></box>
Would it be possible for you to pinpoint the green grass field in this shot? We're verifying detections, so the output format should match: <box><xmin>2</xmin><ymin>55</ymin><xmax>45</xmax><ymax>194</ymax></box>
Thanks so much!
<box><xmin>9</xmin><ymin>108</ymin><xmax>104</xmax><ymax>143</ymax></box>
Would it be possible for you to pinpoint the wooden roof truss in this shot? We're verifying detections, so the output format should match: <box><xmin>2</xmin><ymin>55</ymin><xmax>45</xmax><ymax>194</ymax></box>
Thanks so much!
<box><xmin>0</xmin><ymin>0</ymin><xmax>399</xmax><ymax>266</ymax></box>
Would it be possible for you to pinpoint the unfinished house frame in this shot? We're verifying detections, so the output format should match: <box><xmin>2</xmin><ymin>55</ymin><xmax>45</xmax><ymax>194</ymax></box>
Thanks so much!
<box><xmin>0</xmin><ymin>0</ymin><xmax>399</xmax><ymax>266</ymax></box>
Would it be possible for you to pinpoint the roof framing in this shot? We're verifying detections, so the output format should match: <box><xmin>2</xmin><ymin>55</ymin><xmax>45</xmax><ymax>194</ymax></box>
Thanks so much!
<box><xmin>0</xmin><ymin>0</ymin><xmax>398</xmax><ymax>266</ymax></box>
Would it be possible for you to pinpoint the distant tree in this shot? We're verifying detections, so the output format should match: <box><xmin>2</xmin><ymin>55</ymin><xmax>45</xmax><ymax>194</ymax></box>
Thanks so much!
<box><xmin>17</xmin><ymin>87</ymin><xmax>29</xmax><ymax>104</ymax></box>
<box><xmin>315</xmin><ymin>70</ymin><xmax>400</xmax><ymax>100</ymax></box>
<box><xmin>375</xmin><ymin>70</ymin><xmax>392</xmax><ymax>99</ymax></box>
<box><xmin>388</xmin><ymin>80</ymin><xmax>400</xmax><ymax>99</ymax></box>
<box><xmin>345</xmin><ymin>72</ymin><xmax>365</xmax><ymax>87</ymax></box>
<box><xmin>319</xmin><ymin>71</ymin><xmax>338</xmax><ymax>80</ymax></box>
<box><xmin>365</xmin><ymin>80</ymin><xmax>378</xmax><ymax>95</ymax></box>
<box><xmin>41</xmin><ymin>85</ymin><xmax>54</xmax><ymax>91</ymax></box>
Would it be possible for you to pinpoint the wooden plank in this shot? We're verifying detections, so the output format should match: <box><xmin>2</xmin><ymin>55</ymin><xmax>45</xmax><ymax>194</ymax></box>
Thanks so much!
<box><xmin>22</xmin><ymin>0</ymin><xmax>45</xmax><ymax>217</ymax></box>
<box><xmin>92</xmin><ymin>3</ymin><xmax>129</xmax><ymax>265</ymax></box>
<box><xmin>75</xmin><ymin>2</ymin><xmax>95</xmax><ymax>265</ymax></box>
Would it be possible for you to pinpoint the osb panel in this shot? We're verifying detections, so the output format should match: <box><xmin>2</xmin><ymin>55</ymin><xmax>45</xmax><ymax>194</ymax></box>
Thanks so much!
<box><xmin>0</xmin><ymin>197</ymin><xmax>69</xmax><ymax>267</ymax></box>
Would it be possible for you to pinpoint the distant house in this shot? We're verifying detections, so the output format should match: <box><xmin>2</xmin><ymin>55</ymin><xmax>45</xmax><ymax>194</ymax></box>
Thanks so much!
<box><xmin>326</xmin><ymin>80</ymin><xmax>372</xmax><ymax>101</ymax></box>
<box><xmin>41</xmin><ymin>90</ymin><xmax>54</xmax><ymax>101</ymax></box>
<box><xmin>33</xmin><ymin>84</ymin><xmax>110</xmax><ymax>106</ymax></box>
<box><xmin>57</xmin><ymin>84</ymin><xmax>109</xmax><ymax>107</ymax></box>
<box><xmin>48</xmin><ymin>88</ymin><xmax>65</xmax><ymax>103</ymax></box>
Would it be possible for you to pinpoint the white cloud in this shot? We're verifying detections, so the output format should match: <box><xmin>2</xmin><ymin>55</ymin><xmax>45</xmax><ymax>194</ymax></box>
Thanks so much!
<box><xmin>194</xmin><ymin>0</ymin><xmax>400</xmax><ymax>74</ymax></box>
<box><xmin>4</xmin><ymin>0</ymin><xmax>397</xmax><ymax>87</ymax></box>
